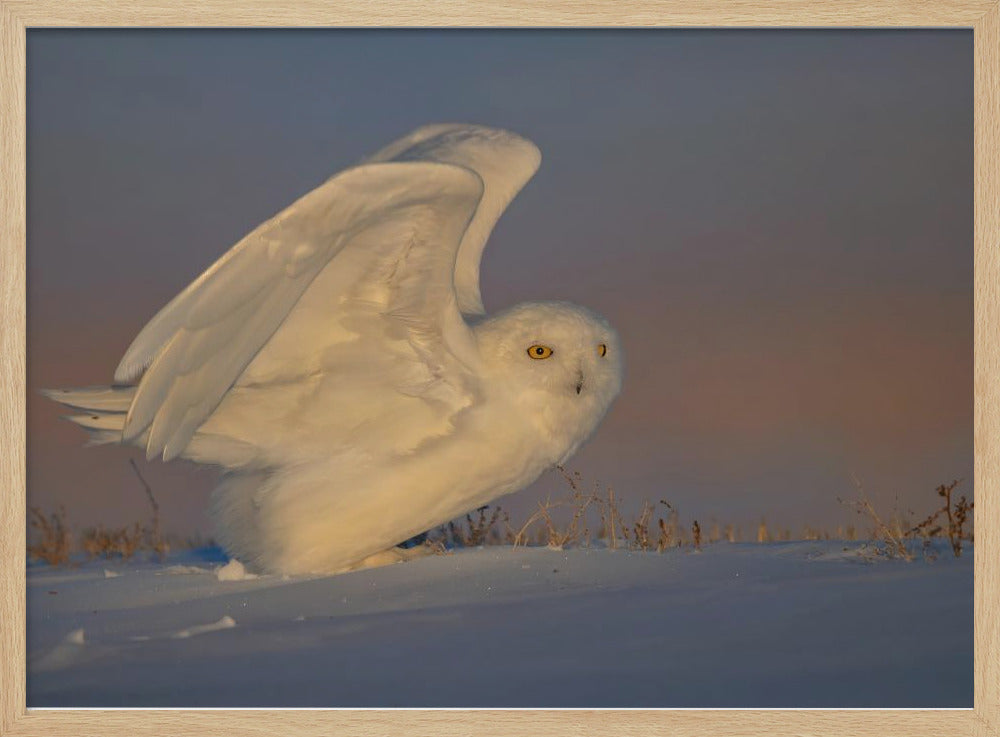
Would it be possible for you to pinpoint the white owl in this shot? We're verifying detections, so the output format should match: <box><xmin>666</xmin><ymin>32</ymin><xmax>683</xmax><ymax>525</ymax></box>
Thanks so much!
<box><xmin>45</xmin><ymin>124</ymin><xmax>624</xmax><ymax>575</ymax></box>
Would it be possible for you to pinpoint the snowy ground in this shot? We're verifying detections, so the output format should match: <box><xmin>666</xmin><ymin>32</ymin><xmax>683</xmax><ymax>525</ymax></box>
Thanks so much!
<box><xmin>27</xmin><ymin>541</ymin><xmax>972</xmax><ymax>708</ymax></box>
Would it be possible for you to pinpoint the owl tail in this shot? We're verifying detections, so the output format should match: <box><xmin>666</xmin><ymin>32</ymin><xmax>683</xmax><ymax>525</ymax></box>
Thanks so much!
<box><xmin>41</xmin><ymin>385</ymin><xmax>136</xmax><ymax>446</ymax></box>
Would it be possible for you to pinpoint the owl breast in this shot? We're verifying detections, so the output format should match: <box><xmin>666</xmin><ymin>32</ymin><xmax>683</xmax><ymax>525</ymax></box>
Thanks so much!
<box><xmin>240</xmin><ymin>397</ymin><xmax>577</xmax><ymax>574</ymax></box>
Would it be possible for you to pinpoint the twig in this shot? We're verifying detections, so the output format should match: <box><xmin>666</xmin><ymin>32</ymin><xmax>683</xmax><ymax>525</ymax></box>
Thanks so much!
<box><xmin>129</xmin><ymin>458</ymin><xmax>166</xmax><ymax>560</ymax></box>
<box><xmin>840</xmin><ymin>475</ymin><xmax>913</xmax><ymax>561</ymax></box>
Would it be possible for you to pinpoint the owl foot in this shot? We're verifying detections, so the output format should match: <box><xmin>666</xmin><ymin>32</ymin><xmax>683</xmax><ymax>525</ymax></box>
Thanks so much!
<box><xmin>346</xmin><ymin>541</ymin><xmax>445</xmax><ymax>572</ymax></box>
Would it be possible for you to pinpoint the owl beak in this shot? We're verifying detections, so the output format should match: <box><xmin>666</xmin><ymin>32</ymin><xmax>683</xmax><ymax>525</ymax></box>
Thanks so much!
<box><xmin>575</xmin><ymin>369</ymin><xmax>584</xmax><ymax>395</ymax></box>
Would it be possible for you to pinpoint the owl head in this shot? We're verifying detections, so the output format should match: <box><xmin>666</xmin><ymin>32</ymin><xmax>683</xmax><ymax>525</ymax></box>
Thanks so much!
<box><xmin>473</xmin><ymin>301</ymin><xmax>623</xmax><ymax>455</ymax></box>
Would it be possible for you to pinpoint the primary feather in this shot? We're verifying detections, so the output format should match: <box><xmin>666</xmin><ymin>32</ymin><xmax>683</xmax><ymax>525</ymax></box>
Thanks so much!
<box><xmin>47</xmin><ymin>124</ymin><xmax>623</xmax><ymax>574</ymax></box>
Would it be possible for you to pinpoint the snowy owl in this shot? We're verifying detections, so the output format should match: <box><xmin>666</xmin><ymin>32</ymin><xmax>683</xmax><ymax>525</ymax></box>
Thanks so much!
<box><xmin>45</xmin><ymin>124</ymin><xmax>623</xmax><ymax>574</ymax></box>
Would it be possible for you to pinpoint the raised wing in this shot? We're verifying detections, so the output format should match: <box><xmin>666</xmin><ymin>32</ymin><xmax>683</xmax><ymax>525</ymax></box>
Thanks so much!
<box><xmin>116</xmin><ymin>161</ymin><xmax>485</xmax><ymax>461</ymax></box>
<box><xmin>367</xmin><ymin>124</ymin><xmax>541</xmax><ymax>315</ymax></box>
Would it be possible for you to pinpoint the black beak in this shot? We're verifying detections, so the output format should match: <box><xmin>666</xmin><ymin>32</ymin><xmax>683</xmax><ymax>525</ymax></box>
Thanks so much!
<box><xmin>575</xmin><ymin>382</ymin><xmax>583</xmax><ymax>395</ymax></box>
<box><xmin>575</xmin><ymin>370</ymin><xmax>584</xmax><ymax>395</ymax></box>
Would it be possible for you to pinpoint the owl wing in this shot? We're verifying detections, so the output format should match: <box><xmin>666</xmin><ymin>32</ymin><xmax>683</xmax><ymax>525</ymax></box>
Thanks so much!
<box><xmin>115</xmin><ymin>126</ymin><xmax>541</xmax><ymax>463</ymax></box>
<box><xmin>116</xmin><ymin>161</ymin><xmax>485</xmax><ymax>461</ymax></box>
<box><xmin>365</xmin><ymin>124</ymin><xmax>541</xmax><ymax>315</ymax></box>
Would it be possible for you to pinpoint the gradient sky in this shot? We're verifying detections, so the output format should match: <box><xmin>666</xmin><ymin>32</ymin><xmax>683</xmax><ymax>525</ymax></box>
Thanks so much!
<box><xmin>26</xmin><ymin>29</ymin><xmax>972</xmax><ymax>538</ymax></box>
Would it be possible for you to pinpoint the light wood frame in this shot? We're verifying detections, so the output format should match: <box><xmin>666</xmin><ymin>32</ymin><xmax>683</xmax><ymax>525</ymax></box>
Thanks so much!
<box><xmin>1</xmin><ymin>3</ymin><xmax>997</xmax><ymax>735</ymax></box>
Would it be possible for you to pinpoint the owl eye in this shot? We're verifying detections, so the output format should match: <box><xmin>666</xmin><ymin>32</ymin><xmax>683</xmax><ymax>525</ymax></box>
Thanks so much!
<box><xmin>598</xmin><ymin>343</ymin><xmax>607</xmax><ymax>357</ymax></box>
<box><xmin>527</xmin><ymin>344</ymin><xmax>553</xmax><ymax>360</ymax></box>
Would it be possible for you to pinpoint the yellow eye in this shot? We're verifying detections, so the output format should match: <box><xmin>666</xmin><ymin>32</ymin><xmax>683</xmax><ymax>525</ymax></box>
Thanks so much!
<box><xmin>598</xmin><ymin>343</ymin><xmax>607</xmax><ymax>357</ymax></box>
<box><xmin>527</xmin><ymin>344</ymin><xmax>553</xmax><ymax>360</ymax></box>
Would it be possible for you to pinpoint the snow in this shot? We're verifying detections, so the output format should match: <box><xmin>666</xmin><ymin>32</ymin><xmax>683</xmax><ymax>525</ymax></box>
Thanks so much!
<box><xmin>26</xmin><ymin>541</ymin><xmax>972</xmax><ymax>707</ymax></box>
<box><xmin>170</xmin><ymin>615</ymin><xmax>237</xmax><ymax>639</ymax></box>
<box><xmin>32</xmin><ymin>628</ymin><xmax>86</xmax><ymax>673</ymax></box>
<box><xmin>159</xmin><ymin>564</ymin><xmax>214</xmax><ymax>576</ymax></box>
<box><xmin>214</xmin><ymin>559</ymin><xmax>257</xmax><ymax>582</ymax></box>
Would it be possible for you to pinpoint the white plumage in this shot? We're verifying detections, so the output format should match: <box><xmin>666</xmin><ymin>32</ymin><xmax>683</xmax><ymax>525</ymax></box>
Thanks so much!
<box><xmin>45</xmin><ymin>124</ymin><xmax>624</xmax><ymax>574</ymax></box>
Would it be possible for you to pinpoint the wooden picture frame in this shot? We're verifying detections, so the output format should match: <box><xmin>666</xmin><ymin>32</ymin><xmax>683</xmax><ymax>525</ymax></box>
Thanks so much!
<box><xmin>1</xmin><ymin>2</ymin><xmax>997</xmax><ymax>735</ymax></box>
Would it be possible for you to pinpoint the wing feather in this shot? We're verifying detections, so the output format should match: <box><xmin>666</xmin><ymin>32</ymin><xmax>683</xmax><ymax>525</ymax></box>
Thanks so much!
<box><xmin>119</xmin><ymin>162</ymin><xmax>484</xmax><ymax>460</ymax></box>
<box><xmin>368</xmin><ymin>124</ymin><xmax>541</xmax><ymax>315</ymax></box>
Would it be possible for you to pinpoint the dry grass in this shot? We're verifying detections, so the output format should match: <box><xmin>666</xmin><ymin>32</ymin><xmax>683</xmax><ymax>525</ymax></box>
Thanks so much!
<box><xmin>839</xmin><ymin>477</ymin><xmax>974</xmax><ymax>561</ymax></box>
<box><xmin>512</xmin><ymin>467</ymin><xmax>599</xmax><ymax>549</ymax></box>
<box><xmin>80</xmin><ymin>522</ymin><xmax>145</xmax><ymax>561</ymax></box>
<box><xmin>29</xmin><ymin>462</ymin><xmax>975</xmax><ymax>566</ymax></box>
<box><xmin>27</xmin><ymin>506</ymin><xmax>72</xmax><ymax>566</ymax></box>
<box><xmin>28</xmin><ymin>459</ymin><xmax>176</xmax><ymax>566</ymax></box>
<box><xmin>907</xmin><ymin>479</ymin><xmax>974</xmax><ymax>558</ymax></box>
<box><xmin>429</xmin><ymin>468</ymin><xmax>975</xmax><ymax>559</ymax></box>
<box><xmin>445</xmin><ymin>505</ymin><xmax>511</xmax><ymax>547</ymax></box>
<box><xmin>78</xmin><ymin>461</ymin><xmax>170</xmax><ymax>562</ymax></box>
<box><xmin>757</xmin><ymin>519</ymin><xmax>771</xmax><ymax>544</ymax></box>
<box><xmin>510</xmin><ymin>470</ymin><xmax>695</xmax><ymax>554</ymax></box>
<box><xmin>627</xmin><ymin>500</ymin><xmax>654</xmax><ymax>551</ymax></box>
<box><xmin>501</xmin><ymin>469</ymin><xmax>976</xmax><ymax>558</ymax></box>
<box><xmin>839</xmin><ymin>476</ymin><xmax>914</xmax><ymax>560</ymax></box>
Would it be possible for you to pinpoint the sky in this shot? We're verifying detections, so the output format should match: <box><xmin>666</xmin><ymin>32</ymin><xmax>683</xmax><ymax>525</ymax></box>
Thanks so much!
<box><xmin>26</xmin><ymin>29</ymin><xmax>972</xmax><ymax>539</ymax></box>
